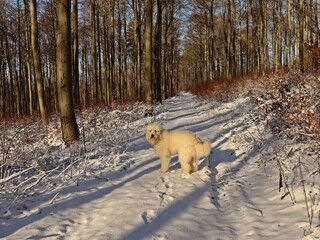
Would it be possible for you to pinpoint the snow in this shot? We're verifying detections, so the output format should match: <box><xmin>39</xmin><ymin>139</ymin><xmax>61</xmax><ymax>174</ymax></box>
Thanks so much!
<box><xmin>0</xmin><ymin>91</ymin><xmax>318</xmax><ymax>239</ymax></box>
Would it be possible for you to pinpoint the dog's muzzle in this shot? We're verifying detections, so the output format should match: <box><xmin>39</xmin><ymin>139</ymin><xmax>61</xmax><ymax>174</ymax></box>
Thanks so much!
<box><xmin>150</xmin><ymin>134</ymin><xmax>155</xmax><ymax>139</ymax></box>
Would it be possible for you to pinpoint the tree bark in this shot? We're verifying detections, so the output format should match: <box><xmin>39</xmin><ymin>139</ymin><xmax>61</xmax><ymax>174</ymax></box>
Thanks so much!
<box><xmin>144</xmin><ymin>0</ymin><xmax>153</xmax><ymax>115</ymax></box>
<box><xmin>72</xmin><ymin>0</ymin><xmax>80</xmax><ymax>108</ymax></box>
<box><xmin>299</xmin><ymin>0</ymin><xmax>305</xmax><ymax>72</ymax></box>
<box><xmin>30</xmin><ymin>0</ymin><xmax>48</xmax><ymax>127</ymax></box>
<box><xmin>110</xmin><ymin>0</ymin><xmax>115</xmax><ymax>102</ymax></box>
<box><xmin>133</xmin><ymin>0</ymin><xmax>142</xmax><ymax>101</ymax></box>
<box><xmin>90</xmin><ymin>0</ymin><xmax>98</xmax><ymax>102</ymax></box>
<box><xmin>56</xmin><ymin>0</ymin><xmax>79</xmax><ymax>146</ymax></box>
<box><xmin>155</xmin><ymin>0</ymin><xmax>163</xmax><ymax>103</ymax></box>
<box><xmin>23</xmin><ymin>0</ymin><xmax>33</xmax><ymax>115</ymax></box>
<box><xmin>286</xmin><ymin>0</ymin><xmax>292</xmax><ymax>67</ymax></box>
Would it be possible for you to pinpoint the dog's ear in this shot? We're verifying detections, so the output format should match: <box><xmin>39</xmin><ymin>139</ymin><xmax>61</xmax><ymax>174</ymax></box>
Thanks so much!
<box><xmin>158</xmin><ymin>126</ymin><xmax>164</xmax><ymax>139</ymax></box>
<box><xmin>145</xmin><ymin>127</ymin><xmax>151</xmax><ymax>141</ymax></box>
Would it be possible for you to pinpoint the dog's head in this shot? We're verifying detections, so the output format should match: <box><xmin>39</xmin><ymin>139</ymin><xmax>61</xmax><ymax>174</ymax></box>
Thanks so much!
<box><xmin>146</xmin><ymin>123</ymin><xmax>164</xmax><ymax>146</ymax></box>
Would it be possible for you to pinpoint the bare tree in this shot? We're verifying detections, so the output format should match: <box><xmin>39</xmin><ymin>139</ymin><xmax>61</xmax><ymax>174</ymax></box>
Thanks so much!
<box><xmin>1</xmin><ymin>0</ymin><xmax>320</xmax><ymax>120</ymax></box>
<box><xmin>56</xmin><ymin>0</ymin><xmax>79</xmax><ymax>145</ymax></box>
<box><xmin>90</xmin><ymin>0</ymin><xmax>98</xmax><ymax>102</ymax></box>
<box><xmin>155</xmin><ymin>0</ymin><xmax>165</xmax><ymax>104</ymax></box>
<box><xmin>298</xmin><ymin>0</ymin><xmax>305</xmax><ymax>72</ymax></box>
<box><xmin>72</xmin><ymin>0</ymin><xmax>80</xmax><ymax>109</ymax></box>
<box><xmin>144</xmin><ymin>0</ymin><xmax>153</xmax><ymax>115</ymax></box>
<box><xmin>23</xmin><ymin>1</ymin><xmax>33</xmax><ymax>115</ymax></box>
<box><xmin>133</xmin><ymin>0</ymin><xmax>142</xmax><ymax>100</ymax></box>
<box><xmin>110</xmin><ymin>0</ymin><xmax>115</xmax><ymax>101</ymax></box>
<box><xmin>30</xmin><ymin>0</ymin><xmax>48</xmax><ymax>127</ymax></box>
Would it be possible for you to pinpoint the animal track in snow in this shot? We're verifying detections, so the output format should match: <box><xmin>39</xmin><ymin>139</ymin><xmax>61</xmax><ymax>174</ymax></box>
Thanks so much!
<box><xmin>156</xmin><ymin>176</ymin><xmax>174</xmax><ymax>207</ymax></box>
<box><xmin>152</xmin><ymin>234</ymin><xmax>169</xmax><ymax>240</ymax></box>
<box><xmin>141</xmin><ymin>209</ymin><xmax>157</xmax><ymax>224</ymax></box>
<box><xmin>140</xmin><ymin>176</ymin><xmax>174</xmax><ymax>225</ymax></box>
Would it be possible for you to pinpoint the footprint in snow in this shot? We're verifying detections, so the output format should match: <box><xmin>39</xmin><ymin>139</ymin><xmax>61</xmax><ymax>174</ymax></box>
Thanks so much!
<box><xmin>141</xmin><ymin>209</ymin><xmax>157</xmax><ymax>224</ymax></box>
<box><xmin>161</xmin><ymin>175</ymin><xmax>169</xmax><ymax>182</ymax></box>
<box><xmin>152</xmin><ymin>234</ymin><xmax>169</xmax><ymax>240</ymax></box>
<box><xmin>157</xmin><ymin>176</ymin><xmax>174</xmax><ymax>206</ymax></box>
<box><xmin>197</xmin><ymin>166</ymin><xmax>212</xmax><ymax>182</ymax></box>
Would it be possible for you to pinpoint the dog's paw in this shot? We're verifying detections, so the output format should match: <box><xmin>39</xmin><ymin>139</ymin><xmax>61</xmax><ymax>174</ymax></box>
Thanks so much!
<box><xmin>159</xmin><ymin>169</ymin><xmax>168</xmax><ymax>173</ymax></box>
<box><xmin>180</xmin><ymin>172</ymin><xmax>190</xmax><ymax>178</ymax></box>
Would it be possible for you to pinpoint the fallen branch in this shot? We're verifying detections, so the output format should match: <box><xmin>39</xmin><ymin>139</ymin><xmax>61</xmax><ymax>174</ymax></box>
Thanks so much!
<box><xmin>0</xmin><ymin>166</ymin><xmax>34</xmax><ymax>185</ymax></box>
<box><xmin>298</xmin><ymin>157</ymin><xmax>313</xmax><ymax>229</ymax></box>
<box><xmin>50</xmin><ymin>192</ymin><xmax>59</xmax><ymax>204</ymax></box>
<box><xmin>275</xmin><ymin>154</ymin><xmax>295</xmax><ymax>204</ymax></box>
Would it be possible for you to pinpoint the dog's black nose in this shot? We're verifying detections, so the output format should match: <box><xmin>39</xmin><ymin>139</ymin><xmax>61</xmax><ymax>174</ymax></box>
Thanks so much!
<box><xmin>151</xmin><ymin>134</ymin><xmax>155</xmax><ymax>138</ymax></box>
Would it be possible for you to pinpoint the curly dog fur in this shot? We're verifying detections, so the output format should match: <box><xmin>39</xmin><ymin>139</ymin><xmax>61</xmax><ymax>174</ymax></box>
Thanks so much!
<box><xmin>146</xmin><ymin>123</ymin><xmax>211</xmax><ymax>177</ymax></box>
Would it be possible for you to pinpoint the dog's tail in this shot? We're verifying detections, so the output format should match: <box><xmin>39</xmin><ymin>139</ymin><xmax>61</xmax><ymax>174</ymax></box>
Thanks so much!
<box><xmin>195</xmin><ymin>138</ymin><xmax>211</xmax><ymax>158</ymax></box>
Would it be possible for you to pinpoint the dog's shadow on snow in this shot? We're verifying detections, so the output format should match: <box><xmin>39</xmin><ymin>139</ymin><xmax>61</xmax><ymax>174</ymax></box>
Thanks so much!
<box><xmin>121</xmin><ymin>95</ymin><xmax>259</xmax><ymax>239</ymax></box>
<box><xmin>122</xmin><ymin>157</ymin><xmax>215</xmax><ymax>240</ymax></box>
<box><xmin>167</xmin><ymin>155</ymin><xmax>179</xmax><ymax>171</ymax></box>
<box><xmin>166</xmin><ymin>156</ymin><xmax>209</xmax><ymax>173</ymax></box>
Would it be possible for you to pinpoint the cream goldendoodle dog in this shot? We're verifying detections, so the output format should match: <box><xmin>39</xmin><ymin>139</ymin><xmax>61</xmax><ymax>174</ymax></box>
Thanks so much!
<box><xmin>146</xmin><ymin>123</ymin><xmax>211</xmax><ymax>177</ymax></box>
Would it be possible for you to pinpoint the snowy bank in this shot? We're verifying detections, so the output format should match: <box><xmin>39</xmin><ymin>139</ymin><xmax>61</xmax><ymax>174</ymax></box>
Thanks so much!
<box><xmin>0</xmin><ymin>86</ymin><xmax>319</xmax><ymax>239</ymax></box>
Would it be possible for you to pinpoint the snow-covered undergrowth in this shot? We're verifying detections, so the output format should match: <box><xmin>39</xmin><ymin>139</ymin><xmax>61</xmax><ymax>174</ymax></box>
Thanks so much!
<box><xmin>0</xmin><ymin>103</ymin><xmax>149</xmax><ymax>217</ymax></box>
<box><xmin>252</xmin><ymin>72</ymin><xmax>320</xmax><ymax>238</ymax></box>
<box><xmin>0</xmin><ymin>72</ymin><xmax>319</xmax><ymax>239</ymax></box>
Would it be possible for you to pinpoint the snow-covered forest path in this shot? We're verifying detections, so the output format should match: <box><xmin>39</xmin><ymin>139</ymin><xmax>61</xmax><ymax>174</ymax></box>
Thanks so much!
<box><xmin>1</xmin><ymin>93</ymin><xmax>309</xmax><ymax>240</ymax></box>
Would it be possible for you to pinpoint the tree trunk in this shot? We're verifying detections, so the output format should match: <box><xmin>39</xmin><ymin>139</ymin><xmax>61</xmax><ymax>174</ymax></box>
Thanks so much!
<box><xmin>155</xmin><ymin>0</ymin><xmax>163</xmax><ymax>104</ymax></box>
<box><xmin>144</xmin><ymin>0</ymin><xmax>153</xmax><ymax>115</ymax></box>
<box><xmin>273</xmin><ymin>0</ymin><xmax>279</xmax><ymax>71</ymax></box>
<box><xmin>246</xmin><ymin>1</ymin><xmax>250</xmax><ymax>74</ymax></box>
<box><xmin>102</xmin><ymin>12</ymin><xmax>111</xmax><ymax>106</ymax></box>
<box><xmin>90</xmin><ymin>0</ymin><xmax>98</xmax><ymax>102</ymax></box>
<box><xmin>117</xmin><ymin>0</ymin><xmax>123</xmax><ymax>101</ymax></box>
<box><xmin>286</xmin><ymin>0</ymin><xmax>292</xmax><ymax>67</ymax></box>
<box><xmin>110</xmin><ymin>0</ymin><xmax>115</xmax><ymax>102</ymax></box>
<box><xmin>24</xmin><ymin>0</ymin><xmax>33</xmax><ymax>115</ymax></box>
<box><xmin>96</xmin><ymin>6</ymin><xmax>102</xmax><ymax>102</ymax></box>
<box><xmin>133</xmin><ymin>0</ymin><xmax>142</xmax><ymax>101</ymax></box>
<box><xmin>56</xmin><ymin>0</ymin><xmax>79</xmax><ymax>146</ymax></box>
<box><xmin>72</xmin><ymin>0</ymin><xmax>80</xmax><ymax>109</ymax></box>
<box><xmin>30</xmin><ymin>0</ymin><xmax>48</xmax><ymax>127</ymax></box>
<box><xmin>123</xmin><ymin>2</ymin><xmax>128</xmax><ymax>100</ymax></box>
<box><xmin>299</xmin><ymin>0</ymin><xmax>305</xmax><ymax>72</ymax></box>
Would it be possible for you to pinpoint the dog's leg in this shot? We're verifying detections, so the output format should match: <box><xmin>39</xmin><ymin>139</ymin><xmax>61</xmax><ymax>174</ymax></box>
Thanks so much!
<box><xmin>179</xmin><ymin>154</ymin><xmax>191</xmax><ymax>177</ymax></box>
<box><xmin>190</xmin><ymin>157</ymin><xmax>199</xmax><ymax>173</ymax></box>
<box><xmin>160</xmin><ymin>154</ymin><xmax>170</xmax><ymax>173</ymax></box>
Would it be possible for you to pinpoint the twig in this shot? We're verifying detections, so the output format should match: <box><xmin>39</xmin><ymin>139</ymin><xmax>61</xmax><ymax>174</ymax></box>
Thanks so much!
<box><xmin>82</xmin><ymin>124</ymin><xmax>87</xmax><ymax>154</ymax></box>
<box><xmin>298</xmin><ymin>157</ymin><xmax>313</xmax><ymax>229</ymax></box>
<box><xmin>275</xmin><ymin>154</ymin><xmax>296</xmax><ymax>204</ymax></box>
<box><xmin>22</xmin><ymin>172</ymin><xmax>47</xmax><ymax>193</ymax></box>
<box><xmin>1</xmin><ymin>122</ymin><xmax>33</xmax><ymax>179</ymax></box>
<box><xmin>50</xmin><ymin>192</ymin><xmax>59</xmax><ymax>204</ymax></box>
<box><xmin>0</xmin><ymin>166</ymin><xmax>34</xmax><ymax>185</ymax></box>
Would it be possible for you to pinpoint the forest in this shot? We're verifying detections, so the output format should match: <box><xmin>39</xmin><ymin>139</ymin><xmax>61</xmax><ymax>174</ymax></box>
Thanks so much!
<box><xmin>0</xmin><ymin>0</ymin><xmax>319</xmax><ymax>121</ymax></box>
<box><xmin>1</xmin><ymin>1</ymin><xmax>320</xmax><ymax>237</ymax></box>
